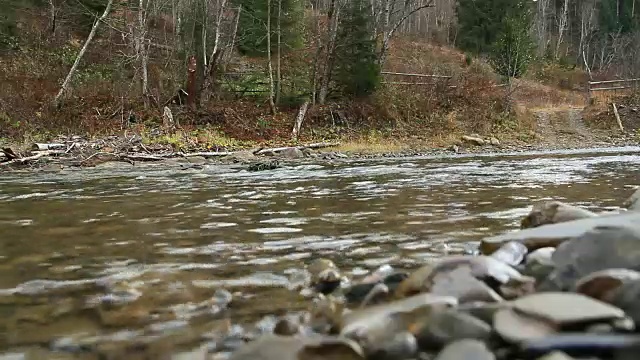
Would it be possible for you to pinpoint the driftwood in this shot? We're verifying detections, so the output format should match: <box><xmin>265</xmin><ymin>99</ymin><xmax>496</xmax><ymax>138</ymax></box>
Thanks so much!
<box><xmin>2</xmin><ymin>148</ymin><xmax>19</xmax><ymax>160</ymax></box>
<box><xmin>31</xmin><ymin>143</ymin><xmax>66</xmax><ymax>151</ymax></box>
<box><xmin>1</xmin><ymin>141</ymin><xmax>340</xmax><ymax>168</ymax></box>
<box><xmin>291</xmin><ymin>101</ymin><xmax>310</xmax><ymax>140</ymax></box>
<box><xmin>612</xmin><ymin>103</ymin><xmax>624</xmax><ymax>132</ymax></box>
<box><xmin>0</xmin><ymin>150</ymin><xmax>60</xmax><ymax>166</ymax></box>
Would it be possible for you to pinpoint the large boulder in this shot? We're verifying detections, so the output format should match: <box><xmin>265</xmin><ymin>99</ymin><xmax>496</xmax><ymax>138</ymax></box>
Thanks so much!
<box><xmin>520</xmin><ymin>201</ymin><xmax>597</xmax><ymax>229</ymax></box>
<box><xmin>540</xmin><ymin>223</ymin><xmax>640</xmax><ymax>291</ymax></box>
<box><xmin>479</xmin><ymin>212</ymin><xmax>640</xmax><ymax>255</ymax></box>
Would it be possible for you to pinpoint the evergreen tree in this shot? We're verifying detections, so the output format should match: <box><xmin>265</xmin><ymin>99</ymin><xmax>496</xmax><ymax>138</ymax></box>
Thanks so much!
<box><xmin>233</xmin><ymin>0</ymin><xmax>303</xmax><ymax>56</ymax></box>
<box><xmin>333</xmin><ymin>0</ymin><xmax>379</xmax><ymax>98</ymax></box>
<box><xmin>489</xmin><ymin>2</ymin><xmax>535</xmax><ymax>78</ymax></box>
<box><xmin>456</xmin><ymin>0</ymin><xmax>518</xmax><ymax>54</ymax></box>
<box><xmin>598</xmin><ymin>0</ymin><xmax>639</xmax><ymax>35</ymax></box>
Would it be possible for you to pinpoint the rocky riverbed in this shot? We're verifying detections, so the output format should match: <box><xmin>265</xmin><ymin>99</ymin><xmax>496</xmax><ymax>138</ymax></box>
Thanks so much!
<box><xmin>1</xmin><ymin>149</ymin><xmax>640</xmax><ymax>359</ymax></box>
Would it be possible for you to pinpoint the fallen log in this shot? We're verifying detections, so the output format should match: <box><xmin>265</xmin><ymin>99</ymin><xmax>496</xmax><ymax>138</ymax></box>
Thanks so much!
<box><xmin>0</xmin><ymin>150</ymin><xmax>57</xmax><ymax>166</ymax></box>
<box><xmin>124</xmin><ymin>154</ymin><xmax>166</xmax><ymax>161</ymax></box>
<box><xmin>254</xmin><ymin>142</ymin><xmax>339</xmax><ymax>155</ymax></box>
<box><xmin>184</xmin><ymin>152</ymin><xmax>233</xmax><ymax>157</ymax></box>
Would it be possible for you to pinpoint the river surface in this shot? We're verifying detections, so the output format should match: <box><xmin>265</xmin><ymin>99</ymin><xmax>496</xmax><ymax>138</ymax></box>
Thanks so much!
<box><xmin>0</xmin><ymin>147</ymin><xmax>639</xmax><ymax>356</ymax></box>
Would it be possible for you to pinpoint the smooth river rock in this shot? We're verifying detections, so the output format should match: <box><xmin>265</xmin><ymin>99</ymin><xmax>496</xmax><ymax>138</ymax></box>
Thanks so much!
<box><xmin>623</xmin><ymin>188</ymin><xmax>640</xmax><ymax>211</ymax></box>
<box><xmin>434</xmin><ymin>339</ymin><xmax>496</xmax><ymax>360</ymax></box>
<box><xmin>494</xmin><ymin>292</ymin><xmax>625</xmax><ymax>344</ymax></box>
<box><xmin>413</xmin><ymin>308</ymin><xmax>492</xmax><ymax>350</ymax></box>
<box><xmin>229</xmin><ymin>334</ymin><xmax>364</xmax><ymax>360</ymax></box>
<box><xmin>574</xmin><ymin>269</ymin><xmax>640</xmax><ymax>302</ymax></box>
<box><xmin>490</xmin><ymin>241</ymin><xmax>528</xmax><ymax>267</ymax></box>
<box><xmin>541</xmin><ymin>223</ymin><xmax>640</xmax><ymax>291</ymax></box>
<box><xmin>519</xmin><ymin>334</ymin><xmax>640</xmax><ymax>359</ymax></box>
<box><xmin>395</xmin><ymin>255</ymin><xmax>530</xmax><ymax>299</ymax></box>
<box><xmin>479</xmin><ymin>212</ymin><xmax>640</xmax><ymax>255</ymax></box>
<box><xmin>609</xmin><ymin>279</ymin><xmax>640</xmax><ymax>326</ymax></box>
<box><xmin>520</xmin><ymin>201</ymin><xmax>597</xmax><ymax>229</ymax></box>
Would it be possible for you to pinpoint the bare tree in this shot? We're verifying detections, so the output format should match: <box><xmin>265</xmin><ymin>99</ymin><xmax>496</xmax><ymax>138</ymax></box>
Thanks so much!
<box><xmin>377</xmin><ymin>0</ymin><xmax>435</xmax><ymax>65</ymax></box>
<box><xmin>555</xmin><ymin>0</ymin><xmax>569</xmax><ymax>60</ymax></box>
<box><xmin>53</xmin><ymin>0</ymin><xmax>114</xmax><ymax>108</ymax></box>
<box><xmin>317</xmin><ymin>0</ymin><xmax>342</xmax><ymax>104</ymax></box>
<box><xmin>276</xmin><ymin>0</ymin><xmax>282</xmax><ymax>105</ymax></box>
<box><xmin>534</xmin><ymin>0</ymin><xmax>549</xmax><ymax>56</ymax></box>
<box><xmin>267</xmin><ymin>0</ymin><xmax>277</xmax><ymax>114</ymax></box>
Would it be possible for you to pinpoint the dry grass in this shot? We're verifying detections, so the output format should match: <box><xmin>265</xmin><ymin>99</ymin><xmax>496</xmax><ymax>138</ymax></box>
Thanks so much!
<box><xmin>511</xmin><ymin>78</ymin><xmax>587</xmax><ymax>108</ymax></box>
<box><xmin>332</xmin><ymin>138</ymin><xmax>410</xmax><ymax>154</ymax></box>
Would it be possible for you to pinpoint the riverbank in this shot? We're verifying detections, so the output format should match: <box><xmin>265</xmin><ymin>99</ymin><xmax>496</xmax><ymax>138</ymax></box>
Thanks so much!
<box><xmin>1</xmin><ymin>123</ymin><xmax>639</xmax><ymax>172</ymax></box>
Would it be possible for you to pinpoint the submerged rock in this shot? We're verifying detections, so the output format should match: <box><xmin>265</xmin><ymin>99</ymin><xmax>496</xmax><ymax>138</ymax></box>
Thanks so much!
<box><xmin>520</xmin><ymin>201</ymin><xmax>597</xmax><ymax>229</ymax></box>
<box><xmin>344</xmin><ymin>271</ymin><xmax>408</xmax><ymax>306</ymax></box>
<box><xmin>307</xmin><ymin>259</ymin><xmax>343</xmax><ymax>295</ymax></box>
<box><xmin>479</xmin><ymin>211</ymin><xmax>640</xmax><ymax>255</ymax></box>
<box><xmin>247</xmin><ymin>160</ymin><xmax>281</xmax><ymax>172</ymax></box>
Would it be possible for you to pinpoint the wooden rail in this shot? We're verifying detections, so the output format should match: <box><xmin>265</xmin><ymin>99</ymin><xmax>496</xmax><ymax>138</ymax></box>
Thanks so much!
<box><xmin>587</xmin><ymin>77</ymin><xmax>640</xmax><ymax>103</ymax></box>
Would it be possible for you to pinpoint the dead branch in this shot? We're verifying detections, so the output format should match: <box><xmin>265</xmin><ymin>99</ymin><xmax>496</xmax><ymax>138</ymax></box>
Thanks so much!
<box><xmin>53</xmin><ymin>0</ymin><xmax>114</xmax><ymax>108</ymax></box>
<box><xmin>612</xmin><ymin>103</ymin><xmax>624</xmax><ymax>132</ymax></box>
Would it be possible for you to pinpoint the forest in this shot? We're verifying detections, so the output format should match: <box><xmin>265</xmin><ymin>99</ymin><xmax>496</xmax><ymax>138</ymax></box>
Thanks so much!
<box><xmin>0</xmin><ymin>0</ymin><xmax>639</xmax><ymax>149</ymax></box>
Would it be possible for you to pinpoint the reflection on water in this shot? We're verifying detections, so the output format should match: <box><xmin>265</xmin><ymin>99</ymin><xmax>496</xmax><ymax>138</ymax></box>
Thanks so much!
<box><xmin>0</xmin><ymin>147</ymin><xmax>639</xmax><ymax>354</ymax></box>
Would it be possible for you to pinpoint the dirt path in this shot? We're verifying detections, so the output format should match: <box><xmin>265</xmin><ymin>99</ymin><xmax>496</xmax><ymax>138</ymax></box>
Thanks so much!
<box><xmin>532</xmin><ymin>106</ymin><xmax>611</xmax><ymax>147</ymax></box>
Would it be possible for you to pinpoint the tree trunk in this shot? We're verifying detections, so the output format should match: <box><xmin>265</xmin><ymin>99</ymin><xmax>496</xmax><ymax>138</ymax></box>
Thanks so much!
<box><xmin>318</xmin><ymin>0</ymin><xmax>340</xmax><ymax>105</ymax></box>
<box><xmin>224</xmin><ymin>5</ymin><xmax>242</xmax><ymax>64</ymax></box>
<box><xmin>555</xmin><ymin>0</ymin><xmax>569</xmax><ymax>60</ymax></box>
<box><xmin>267</xmin><ymin>0</ymin><xmax>277</xmax><ymax>114</ymax></box>
<box><xmin>276</xmin><ymin>0</ymin><xmax>282</xmax><ymax>105</ymax></box>
<box><xmin>49</xmin><ymin>0</ymin><xmax>56</xmax><ymax>35</ymax></box>
<box><xmin>193</xmin><ymin>0</ymin><xmax>206</xmax><ymax>107</ymax></box>
<box><xmin>53</xmin><ymin>0</ymin><xmax>114</xmax><ymax>108</ymax></box>
<box><xmin>137</xmin><ymin>0</ymin><xmax>149</xmax><ymax>105</ymax></box>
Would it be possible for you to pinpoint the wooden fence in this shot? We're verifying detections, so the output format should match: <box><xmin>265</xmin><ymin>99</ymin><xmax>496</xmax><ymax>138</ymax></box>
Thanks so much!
<box><xmin>380</xmin><ymin>71</ymin><xmax>455</xmax><ymax>88</ymax></box>
<box><xmin>588</xmin><ymin>78</ymin><xmax>640</xmax><ymax>103</ymax></box>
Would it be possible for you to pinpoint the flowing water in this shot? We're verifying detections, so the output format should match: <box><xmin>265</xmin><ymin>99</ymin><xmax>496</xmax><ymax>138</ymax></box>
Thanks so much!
<box><xmin>1</xmin><ymin>147</ymin><xmax>639</xmax><ymax>357</ymax></box>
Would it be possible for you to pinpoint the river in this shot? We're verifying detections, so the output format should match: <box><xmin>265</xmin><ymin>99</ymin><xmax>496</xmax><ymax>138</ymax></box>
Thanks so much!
<box><xmin>0</xmin><ymin>146</ymin><xmax>639</xmax><ymax>357</ymax></box>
